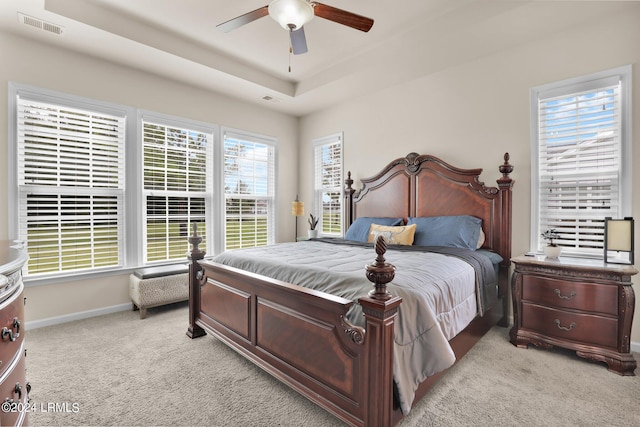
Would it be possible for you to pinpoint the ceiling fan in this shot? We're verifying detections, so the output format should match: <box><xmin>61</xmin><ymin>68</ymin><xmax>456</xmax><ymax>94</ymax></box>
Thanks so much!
<box><xmin>217</xmin><ymin>0</ymin><xmax>374</xmax><ymax>55</ymax></box>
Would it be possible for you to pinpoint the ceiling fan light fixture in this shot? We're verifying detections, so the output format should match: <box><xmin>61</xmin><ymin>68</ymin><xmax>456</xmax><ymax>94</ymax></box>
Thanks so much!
<box><xmin>268</xmin><ymin>0</ymin><xmax>314</xmax><ymax>31</ymax></box>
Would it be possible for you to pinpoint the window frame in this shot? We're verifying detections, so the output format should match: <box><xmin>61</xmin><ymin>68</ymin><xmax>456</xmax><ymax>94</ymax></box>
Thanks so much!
<box><xmin>8</xmin><ymin>83</ymin><xmax>276</xmax><ymax>285</ymax></box>
<box><xmin>222</xmin><ymin>127</ymin><xmax>278</xmax><ymax>250</ymax></box>
<box><xmin>9</xmin><ymin>83</ymin><xmax>133</xmax><ymax>282</ymax></box>
<box><xmin>530</xmin><ymin>65</ymin><xmax>632</xmax><ymax>258</ymax></box>
<box><xmin>312</xmin><ymin>133</ymin><xmax>344</xmax><ymax>237</ymax></box>
<box><xmin>138</xmin><ymin>111</ymin><xmax>216</xmax><ymax>266</ymax></box>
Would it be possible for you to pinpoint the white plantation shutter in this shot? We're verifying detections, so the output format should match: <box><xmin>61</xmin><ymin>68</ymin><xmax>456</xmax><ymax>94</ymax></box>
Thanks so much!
<box><xmin>223</xmin><ymin>129</ymin><xmax>276</xmax><ymax>250</ymax></box>
<box><xmin>142</xmin><ymin>119</ymin><xmax>212</xmax><ymax>263</ymax></box>
<box><xmin>16</xmin><ymin>97</ymin><xmax>125</xmax><ymax>275</ymax></box>
<box><xmin>533</xmin><ymin>68</ymin><xmax>630</xmax><ymax>257</ymax></box>
<box><xmin>313</xmin><ymin>134</ymin><xmax>343</xmax><ymax>236</ymax></box>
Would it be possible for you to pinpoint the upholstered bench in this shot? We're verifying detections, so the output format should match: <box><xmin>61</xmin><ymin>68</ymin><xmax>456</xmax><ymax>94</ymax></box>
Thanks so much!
<box><xmin>129</xmin><ymin>264</ymin><xmax>189</xmax><ymax>319</ymax></box>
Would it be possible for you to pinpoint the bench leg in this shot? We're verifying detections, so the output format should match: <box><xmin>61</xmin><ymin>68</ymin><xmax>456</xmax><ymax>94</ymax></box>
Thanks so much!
<box><xmin>132</xmin><ymin>302</ymin><xmax>146</xmax><ymax>319</ymax></box>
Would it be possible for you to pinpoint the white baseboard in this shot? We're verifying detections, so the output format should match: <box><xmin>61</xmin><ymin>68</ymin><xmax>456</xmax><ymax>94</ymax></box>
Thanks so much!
<box><xmin>632</xmin><ymin>341</ymin><xmax>640</xmax><ymax>354</ymax></box>
<box><xmin>25</xmin><ymin>303</ymin><xmax>131</xmax><ymax>330</ymax></box>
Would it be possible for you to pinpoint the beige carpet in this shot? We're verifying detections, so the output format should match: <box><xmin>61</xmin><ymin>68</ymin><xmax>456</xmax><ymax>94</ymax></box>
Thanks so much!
<box><xmin>25</xmin><ymin>303</ymin><xmax>639</xmax><ymax>426</ymax></box>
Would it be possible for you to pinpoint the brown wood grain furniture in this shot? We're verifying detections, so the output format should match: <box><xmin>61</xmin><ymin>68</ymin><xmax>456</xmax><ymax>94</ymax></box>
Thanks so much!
<box><xmin>187</xmin><ymin>152</ymin><xmax>515</xmax><ymax>427</ymax></box>
<box><xmin>510</xmin><ymin>254</ymin><xmax>637</xmax><ymax>375</ymax></box>
<box><xmin>0</xmin><ymin>241</ymin><xmax>29</xmax><ymax>427</ymax></box>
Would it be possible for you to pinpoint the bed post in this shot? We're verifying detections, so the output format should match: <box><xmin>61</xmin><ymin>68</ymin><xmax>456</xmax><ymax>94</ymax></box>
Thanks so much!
<box><xmin>497</xmin><ymin>153</ymin><xmax>514</xmax><ymax>327</ymax></box>
<box><xmin>359</xmin><ymin>236</ymin><xmax>402</xmax><ymax>427</ymax></box>
<box><xmin>186</xmin><ymin>223</ymin><xmax>207</xmax><ymax>339</ymax></box>
<box><xmin>344</xmin><ymin>171</ymin><xmax>356</xmax><ymax>232</ymax></box>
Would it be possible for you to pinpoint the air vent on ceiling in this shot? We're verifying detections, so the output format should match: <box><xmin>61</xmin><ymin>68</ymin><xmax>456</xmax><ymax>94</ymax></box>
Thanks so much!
<box><xmin>18</xmin><ymin>13</ymin><xmax>64</xmax><ymax>36</ymax></box>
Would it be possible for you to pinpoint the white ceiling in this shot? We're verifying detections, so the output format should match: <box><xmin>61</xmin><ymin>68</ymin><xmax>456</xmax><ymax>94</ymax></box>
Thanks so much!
<box><xmin>0</xmin><ymin>0</ymin><xmax>635</xmax><ymax>116</ymax></box>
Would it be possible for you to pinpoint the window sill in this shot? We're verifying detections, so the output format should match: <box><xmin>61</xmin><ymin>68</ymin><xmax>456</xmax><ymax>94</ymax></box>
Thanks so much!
<box><xmin>23</xmin><ymin>260</ymin><xmax>193</xmax><ymax>288</ymax></box>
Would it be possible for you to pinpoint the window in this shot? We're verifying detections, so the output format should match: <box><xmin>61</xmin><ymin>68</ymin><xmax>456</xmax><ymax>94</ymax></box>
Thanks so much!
<box><xmin>531</xmin><ymin>65</ymin><xmax>631</xmax><ymax>258</ymax></box>
<box><xmin>141</xmin><ymin>115</ymin><xmax>213</xmax><ymax>263</ymax></box>
<box><xmin>223</xmin><ymin>129</ymin><xmax>276</xmax><ymax>250</ymax></box>
<box><xmin>10</xmin><ymin>84</ymin><xmax>278</xmax><ymax>282</ymax></box>
<box><xmin>14</xmin><ymin>90</ymin><xmax>126</xmax><ymax>276</ymax></box>
<box><xmin>313</xmin><ymin>133</ymin><xmax>343</xmax><ymax>236</ymax></box>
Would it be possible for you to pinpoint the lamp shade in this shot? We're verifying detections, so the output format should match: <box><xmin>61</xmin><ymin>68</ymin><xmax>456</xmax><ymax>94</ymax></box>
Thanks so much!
<box><xmin>604</xmin><ymin>217</ymin><xmax>634</xmax><ymax>264</ymax></box>
<box><xmin>268</xmin><ymin>0</ymin><xmax>314</xmax><ymax>31</ymax></box>
<box><xmin>292</xmin><ymin>199</ymin><xmax>304</xmax><ymax>216</ymax></box>
<box><xmin>607</xmin><ymin>220</ymin><xmax>632</xmax><ymax>251</ymax></box>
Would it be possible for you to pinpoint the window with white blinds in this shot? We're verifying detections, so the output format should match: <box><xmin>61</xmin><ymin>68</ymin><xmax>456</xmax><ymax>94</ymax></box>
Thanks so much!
<box><xmin>16</xmin><ymin>96</ymin><xmax>126</xmax><ymax>276</ymax></box>
<box><xmin>142</xmin><ymin>118</ymin><xmax>213</xmax><ymax>263</ymax></box>
<box><xmin>532</xmin><ymin>66</ymin><xmax>631</xmax><ymax>257</ymax></box>
<box><xmin>313</xmin><ymin>134</ymin><xmax>343</xmax><ymax>236</ymax></box>
<box><xmin>11</xmin><ymin>84</ymin><xmax>280</xmax><ymax>281</ymax></box>
<box><xmin>223</xmin><ymin>129</ymin><xmax>276</xmax><ymax>250</ymax></box>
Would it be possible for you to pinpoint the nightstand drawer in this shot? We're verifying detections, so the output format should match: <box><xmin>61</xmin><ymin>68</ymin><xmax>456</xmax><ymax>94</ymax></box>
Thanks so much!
<box><xmin>522</xmin><ymin>303</ymin><xmax>618</xmax><ymax>348</ymax></box>
<box><xmin>522</xmin><ymin>275</ymin><xmax>618</xmax><ymax>316</ymax></box>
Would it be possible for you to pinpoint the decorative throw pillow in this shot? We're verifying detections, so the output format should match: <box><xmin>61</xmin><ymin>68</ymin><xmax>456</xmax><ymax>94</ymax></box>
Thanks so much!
<box><xmin>408</xmin><ymin>215</ymin><xmax>482</xmax><ymax>250</ymax></box>
<box><xmin>477</xmin><ymin>227</ymin><xmax>486</xmax><ymax>249</ymax></box>
<box><xmin>367</xmin><ymin>223</ymin><xmax>417</xmax><ymax>245</ymax></box>
<box><xmin>344</xmin><ymin>217</ymin><xmax>404</xmax><ymax>242</ymax></box>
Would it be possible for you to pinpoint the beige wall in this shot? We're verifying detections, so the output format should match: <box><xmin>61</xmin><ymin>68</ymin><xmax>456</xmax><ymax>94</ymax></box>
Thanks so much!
<box><xmin>299</xmin><ymin>8</ymin><xmax>640</xmax><ymax>346</ymax></box>
<box><xmin>0</xmin><ymin>32</ymin><xmax>299</xmax><ymax>324</ymax></box>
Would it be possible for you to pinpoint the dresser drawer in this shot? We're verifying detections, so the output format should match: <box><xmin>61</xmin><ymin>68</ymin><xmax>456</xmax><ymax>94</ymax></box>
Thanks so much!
<box><xmin>0</xmin><ymin>287</ymin><xmax>24</xmax><ymax>380</ymax></box>
<box><xmin>522</xmin><ymin>275</ymin><xmax>618</xmax><ymax>316</ymax></box>
<box><xmin>522</xmin><ymin>303</ymin><xmax>618</xmax><ymax>348</ymax></box>
<box><xmin>0</xmin><ymin>349</ymin><xmax>27</xmax><ymax>427</ymax></box>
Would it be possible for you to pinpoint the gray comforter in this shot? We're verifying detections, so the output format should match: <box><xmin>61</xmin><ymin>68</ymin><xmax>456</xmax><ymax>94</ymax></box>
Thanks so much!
<box><xmin>212</xmin><ymin>239</ymin><xmax>499</xmax><ymax>414</ymax></box>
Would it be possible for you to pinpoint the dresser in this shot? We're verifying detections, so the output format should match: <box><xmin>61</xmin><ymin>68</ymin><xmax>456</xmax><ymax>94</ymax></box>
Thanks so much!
<box><xmin>510</xmin><ymin>254</ymin><xmax>637</xmax><ymax>375</ymax></box>
<box><xmin>0</xmin><ymin>241</ymin><xmax>29</xmax><ymax>426</ymax></box>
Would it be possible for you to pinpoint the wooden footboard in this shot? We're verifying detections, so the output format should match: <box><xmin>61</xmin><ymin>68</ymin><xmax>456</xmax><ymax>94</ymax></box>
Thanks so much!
<box><xmin>188</xmin><ymin>233</ymin><xmax>401</xmax><ymax>426</ymax></box>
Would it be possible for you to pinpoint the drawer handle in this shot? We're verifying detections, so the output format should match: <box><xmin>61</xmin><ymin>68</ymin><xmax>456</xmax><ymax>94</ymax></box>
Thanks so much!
<box><xmin>554</xmin><ymin>289</ymin><xmax>577</xmax><ymax>300</ymax></box>
<box><xmin>13</xmin><ymin>383</ymin><xmax>21</xmax><ymax>400</ymax></box>
<box><xmin>1</xmin><ymin>328</ymin><xmax>17</xmax><ymax>342</ymax></box>
<box><xmin>554</xmin><ymin>319</ymin><xmax>576</xmax><ymax>331</ymax></box>
<box><xmin>1</xmin><ymin>318</ymin><xmax>20</xmax><ymax>342</ymax></box>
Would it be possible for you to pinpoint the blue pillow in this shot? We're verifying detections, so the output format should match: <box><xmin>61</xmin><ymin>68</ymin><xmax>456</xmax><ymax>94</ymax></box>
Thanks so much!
<box><xmin>344</xmin><ymin>217</ymin><xmax>404</xmax><ymax>242</ymax></box>
<box><xmin>408</xmin><ymin>216</ymin><xmax>482</xmax><ymax>250</ymax></box>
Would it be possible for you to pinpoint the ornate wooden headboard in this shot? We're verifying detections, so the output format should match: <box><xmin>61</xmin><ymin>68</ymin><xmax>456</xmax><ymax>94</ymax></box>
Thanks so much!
<box><xmin>344</xmin><ymin>152</ymin><xmax>514</xmax><ymax>269</ymax></box>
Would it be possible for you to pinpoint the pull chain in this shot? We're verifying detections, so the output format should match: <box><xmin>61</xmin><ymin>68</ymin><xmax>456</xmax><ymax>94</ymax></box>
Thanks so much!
<box><xmin>288</xmin><ymin>45</ymin><xmax>292</xmax><ymax>73</ymax></box>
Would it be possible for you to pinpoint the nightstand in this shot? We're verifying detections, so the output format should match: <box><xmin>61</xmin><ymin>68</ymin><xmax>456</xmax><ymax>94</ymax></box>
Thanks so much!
<box><xmin>510</xmin><ymin>254</ymin><xmax>637</xmax><ymax>375</ymax></box>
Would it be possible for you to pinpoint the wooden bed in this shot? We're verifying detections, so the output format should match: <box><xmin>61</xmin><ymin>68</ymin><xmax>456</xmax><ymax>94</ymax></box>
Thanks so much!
<box><xmin>186</xmin><ymin>152</ymin><xmax>514</xmax><ymax>427</ymax></box>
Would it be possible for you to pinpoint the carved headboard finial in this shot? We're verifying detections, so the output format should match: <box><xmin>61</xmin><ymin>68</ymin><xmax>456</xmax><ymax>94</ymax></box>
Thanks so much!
<box><xmin>497</xmin><ymin>152</ymin><xmax>514</xmax><ymax>189</ymax></box>
<box><xmin>365</xmin><ymin>236</ymin><xmax>396</xmax><ymax>300</ymax></box>
<box><xmin>499</xmin><ymin>152</ymin><xmax>514</xmax><ymax>179</ymax></box>
<box><xmin>345</xmin><ymin>171</ymin><xmax>354</xmax><ymax>192</ymax></box>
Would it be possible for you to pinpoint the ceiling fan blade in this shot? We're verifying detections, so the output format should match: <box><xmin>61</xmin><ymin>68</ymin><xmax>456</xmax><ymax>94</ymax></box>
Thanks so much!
<box><xmin>216</xmin><ymin>6</ymin><xmax>269</xmax><ymax>33</ymax></box>
<box><xmin>290</xmin><ymin>27</ymin><xmax>308</xmax><ymax>55</ymax></box>
<box><xmin>312</xmin><ymin>2</ymin><xmax>374</xmax><ymax>32</ymax></box>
